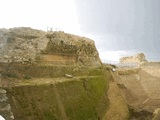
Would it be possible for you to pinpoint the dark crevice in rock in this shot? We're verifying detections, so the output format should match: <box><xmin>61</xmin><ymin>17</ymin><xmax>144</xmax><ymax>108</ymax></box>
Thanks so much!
<box><xmin>129</xmin><ymin>107</ymin><xmax>153</xmax><ymax>120</ymax></box>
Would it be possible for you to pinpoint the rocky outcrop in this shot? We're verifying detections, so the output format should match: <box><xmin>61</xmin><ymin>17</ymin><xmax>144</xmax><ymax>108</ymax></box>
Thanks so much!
<box><xmin>103</xmin><ymin>82</ymin><xmax>129</xmax><ymax>120</ymax></box>
<box><xmin>5</xmin><ymin>69</ymin><xmax>111</xmax><ymax>120</ymax></box>
<box><xmin>0</xmin><ymin>27</ymin><xmax>130</xmax><ymax>120</ymax></box>
<box><xmin>0</xmin><ymin>89</ymin><xmax>14</xmax><ymax>120</ymax></box>
<box><xmin>112</xmin><ymin>62</ymin><xmax>160</xmax><ymax>119</ymax></box>
<box><xmin>120</xmin><ymin>53</ymin><xmax>148</xmax><ymax>65</ymax></box>
<box><xmin>0</xmin><ymin>27</ymin><xmax>47</xmax><ymax>63</ymax></box>
<box><xmin>0</xmin><ymin>27</ymin><xmax>101</xmax><ymax>67</ymax></box>
<box><xmin>153</xmin><ymin>108</ymin><xmax>160</xmax><ymax>120</ymax></box>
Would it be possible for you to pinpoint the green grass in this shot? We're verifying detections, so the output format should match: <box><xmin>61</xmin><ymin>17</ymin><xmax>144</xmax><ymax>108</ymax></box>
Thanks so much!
<box><xmin>1</xmin><ymin>63</ymin><xmax>105</xmax><ymax>78</ymax></box>
<box><xmin>7</xmin><ymin>69</ymin><xmax>111</xmax><ymax>120</ymax></box>
<box><xmin>5</xmin><ymin>73</ymin><xmax>18</xmax><ymax>78</ymax></box>
<box><xmin>23</xmin><ymin>75</ymin><xmax>32</xmax><ymax>80</ymax></box>
<box><xmin>56</xmin><ymin>74</ymin><xmax>109</xmax><ymax>120</ymax></box>
<box><xmin>8</xmin><ymin>85</ymin><xmax>62</xmax><ymax>120</ymax></box>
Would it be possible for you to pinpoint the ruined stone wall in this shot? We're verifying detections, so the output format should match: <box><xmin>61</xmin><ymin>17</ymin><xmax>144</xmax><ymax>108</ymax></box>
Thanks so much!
<box><xmin>0</xmin><ymin>27</ymin><xmax>101</xmax><ymax>67</ymax></box>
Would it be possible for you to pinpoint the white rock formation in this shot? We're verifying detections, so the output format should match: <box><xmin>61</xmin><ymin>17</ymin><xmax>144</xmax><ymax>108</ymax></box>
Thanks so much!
<box><xmin>120</xmin><ymin>53</ymin><xmax>148</xmax><ymax>64</ymax></box>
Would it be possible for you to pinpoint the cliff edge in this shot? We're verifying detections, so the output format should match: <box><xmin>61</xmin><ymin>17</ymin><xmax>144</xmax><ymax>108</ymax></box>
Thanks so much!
<box><xmin>0</xmin><ymin>27</ymin><xmax>101</xmax><ymax>67</ymax></box>
<box><xmin>113</xmin><ymin>54</ymin><xmax>160</xmax><ymax>120</ymax></box>
<box><xmin>0</xmin><ymin>27</ymin><xmax>129</xmax><ymax>120</ymax></box>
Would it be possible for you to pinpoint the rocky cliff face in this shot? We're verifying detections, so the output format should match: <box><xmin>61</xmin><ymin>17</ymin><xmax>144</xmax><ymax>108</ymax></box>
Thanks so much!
<box><xmin>0</xmin><ymin>89</ymin><xmax>14</xmax><ymax>120</ymax></box>
<box><xmin>0</xmin><ymin>28</ymin><xmax>47</xmax><ymax>63</ymax></box>
<box><xmin>0</xmin><ymin>27</ymin><xmax>130</xmax><ymax>120</ymax></box>
<box><xmin>0</xmin><ymin>27</ymin><xmax>101</xmax><ymax>67</ymax></box>
<box><xmin>120</xmin><ymin>53</ymin><xmax>148</xmax><ymax>65</ymax></box>
<box><xmin>113</xmin><ymin>62</ymin><xmax>160</xmax><ymax>120</ymax></box>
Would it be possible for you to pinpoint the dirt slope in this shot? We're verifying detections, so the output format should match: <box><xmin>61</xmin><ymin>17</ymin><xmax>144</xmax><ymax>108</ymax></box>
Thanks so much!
<box><xmin>113</xmin><ymin>62</ymin><xmax>160</xmax><ymax>119</ymax></box>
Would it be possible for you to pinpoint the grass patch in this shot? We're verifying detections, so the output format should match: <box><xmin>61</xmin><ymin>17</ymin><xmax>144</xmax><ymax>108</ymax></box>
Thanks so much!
<box><xmin>7</xmin><ymin>69</ymin><xmax>111</xmax><ymax>120</ymax></box>
<box><xmin>56</xmin><ymin>74</ymin><xmax>109</xmax><ymax>120</ymax></box>
<box><xmin>23</xmin><ymin>75</ymin><xmax>32</xmax><ymax>80</ymax></box>
<box><xmin>0</xmin><ymin>63</ymin><xmax>105</xmax><ymax>78</ymax></box>
<box><xmin>5</xmin><ymin>73</ymin><xmax>18</xmax><ymax>78</ymax></box>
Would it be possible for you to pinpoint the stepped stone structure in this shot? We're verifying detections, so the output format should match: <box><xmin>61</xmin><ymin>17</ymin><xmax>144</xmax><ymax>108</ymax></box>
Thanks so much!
<box><xmin>0</xmin><ymin>27</ymin><xmax>129</xmax><ymax>120</ymax></box>
<box><xmin>0</xmin><ymin>27</ymin><xmax>101</xmax><ymax>67</ymax></box>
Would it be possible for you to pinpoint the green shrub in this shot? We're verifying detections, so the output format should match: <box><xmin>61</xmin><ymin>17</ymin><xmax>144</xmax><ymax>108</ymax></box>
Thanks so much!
<box><xmin>6</xmin><ymin>73</ymin><xmax>18</xmax><ymax>78</ymax></box>
<box><xmin>23</xmin><ymin>75</ymin><xmax>31</xmax><ymax>80</ymax></box>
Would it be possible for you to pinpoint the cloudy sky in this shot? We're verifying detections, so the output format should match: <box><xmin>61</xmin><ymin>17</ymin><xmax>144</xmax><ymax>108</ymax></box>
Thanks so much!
<box><xmin>0</xmin><ymin>0</ymin><xmax>159</xmax><ymax>61</ymax></box>
<box><xmin>74</xmin><ymin>0</ymin><xmax>160</xmax><ymax>61</ymax></box>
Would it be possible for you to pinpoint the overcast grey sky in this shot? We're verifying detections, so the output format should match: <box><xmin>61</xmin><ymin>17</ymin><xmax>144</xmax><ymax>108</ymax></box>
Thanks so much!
<box><xmin>0</xmin><ymin>0</ymin><xmax>159</xmax><ymax>61</ymax></box>
<box><xmin>74</xmin><ymin>0</ymin><xmax>160</xmax><ymax>61</ymax></box>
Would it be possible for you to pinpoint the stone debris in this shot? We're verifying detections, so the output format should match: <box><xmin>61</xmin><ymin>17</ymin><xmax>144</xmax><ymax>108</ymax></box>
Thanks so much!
<box><xmin>64</xmin><ymin>74</ymin><xmax>73</xmax><ymax>78</ymax></box>
<box><xmin>0</xmin><ymin>89</ymin><xmax>14</xmax><ymax>120</ymax></box>
<box><xmin>153</xmin><ymin>108</ymin><xmax>160</xmax><ymax>120</ymax></box>
<box><xmin>0</xmin><ymin>94</ymin><xmax>8</xmax><ymax>102</ymax></box>
<box><xmin>0</xmin><ymin>89</ymin><xmax>6</xmax><ymax>94</ymax></box>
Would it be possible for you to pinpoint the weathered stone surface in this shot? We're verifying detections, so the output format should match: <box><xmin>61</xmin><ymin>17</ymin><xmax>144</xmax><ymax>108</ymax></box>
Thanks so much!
<box><xmin>64</xmin><ymin>74</ymin><xmax>73</xmax><ymax>78</ymax></box>
<box><xmin>0</xmin><ymin>89</ymin><xmax>14</xmax><ymax>120</ymax></box>
<box><xmin>153</xmin><ymin>108</ymin><xmax>160</xmax><ymax>120</ymax></box>
<box><xmin>113</xmin><ymin>62</ymin><xmax>160</xmax><ymax>119</ymax></box>
<box><xmin>0</xmin><ymin>89</ymin><xmax>6</xmax><ymax>94</ymax></box>
<box><xmin>103</xmin><ymin>82</ymin><xmax>129</xmax><ymax>120</ymax></box>
<box><xmin>0</xmin><ymin>27</ymin><xmax>48</xmax><ymax>63</ymax></box>
<box><xmin>0</xmin><ymin>27</ymin><xmax>131</xmax><ymax>120</ymax></box>
<box><xmin>0</xmin><ymin>94</ymin><xmax>8</xmax><ymax>102</ymax></box>
<box><xmin>120</xmin><ymin>53</ymin><xmax>148</xmax><ymax>64</ymax></box>
<box><xmin>0</xmin><ymin>27</ymin><xmax>101</xmax><ymax>67</ymax></box>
